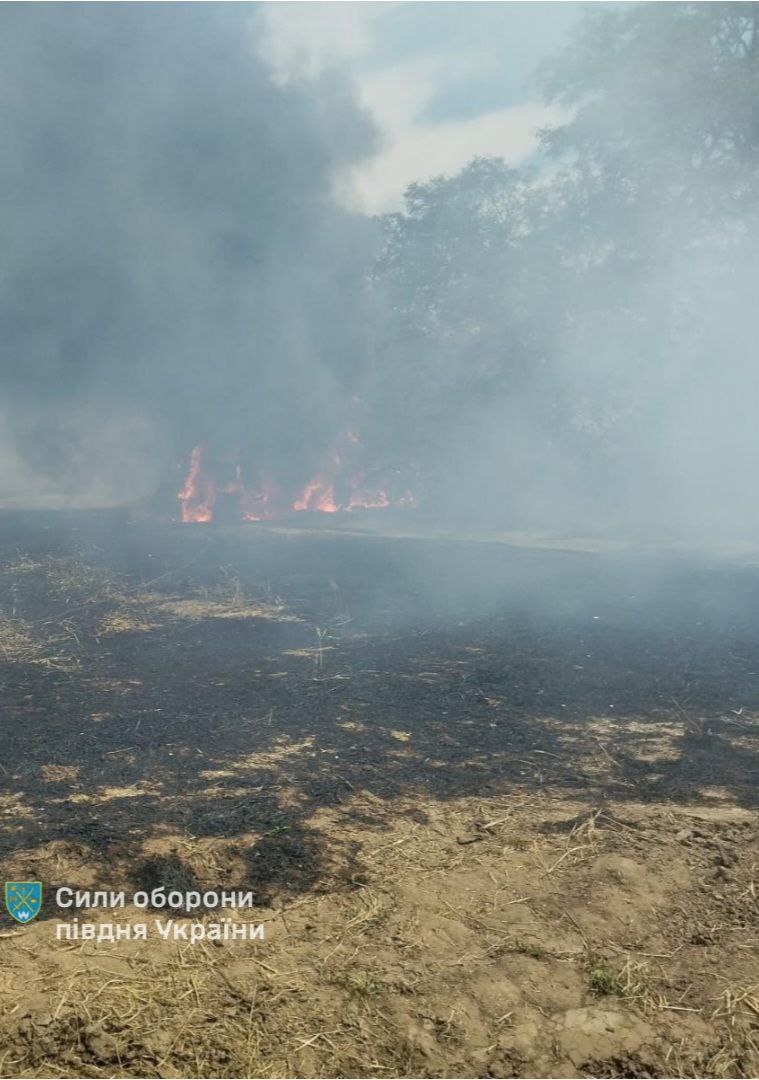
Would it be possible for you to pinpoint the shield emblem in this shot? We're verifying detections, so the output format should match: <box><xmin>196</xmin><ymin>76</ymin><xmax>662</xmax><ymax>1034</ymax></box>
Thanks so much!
<box><xmin>4</xmin><ymin>881</ymin><xmax>42</xmax><ymax>923</ymax></box>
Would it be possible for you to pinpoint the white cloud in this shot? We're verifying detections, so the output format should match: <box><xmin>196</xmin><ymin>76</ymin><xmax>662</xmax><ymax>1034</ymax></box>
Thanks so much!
<box><xmin>258</xmin><ymin>2</ymin><xmax>566</xmax><ymax>215</ymax></box>
<box><xmin>334</xmin><ymin>53</ymin><xmax>565</xmax><ymax>214</ymax></box>
<box><xmin>335</xmin><ymin>95</ymin><xmax>565</xmax><ymax>215</ymax></box>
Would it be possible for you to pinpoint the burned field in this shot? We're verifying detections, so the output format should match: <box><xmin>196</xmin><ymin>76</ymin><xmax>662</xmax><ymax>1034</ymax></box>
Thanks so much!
<box><xmin>0</xmin><ymin>511</ymin><xmax>757</xmax><ymax>1079</ymax></box>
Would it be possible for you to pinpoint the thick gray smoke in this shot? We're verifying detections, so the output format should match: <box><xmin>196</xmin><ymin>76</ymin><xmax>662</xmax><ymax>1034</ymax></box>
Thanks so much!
<box><xmin>0</xmin><ymin>3</ymin><xmax>376</xmax><ymax>506</ymax></box>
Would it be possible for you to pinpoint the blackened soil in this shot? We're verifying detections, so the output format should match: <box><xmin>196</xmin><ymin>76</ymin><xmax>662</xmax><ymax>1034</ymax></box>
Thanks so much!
<box><xmin>1</xmin><ymin>510</ymin><xmax>758</xmax><ymax>909</ymax></box>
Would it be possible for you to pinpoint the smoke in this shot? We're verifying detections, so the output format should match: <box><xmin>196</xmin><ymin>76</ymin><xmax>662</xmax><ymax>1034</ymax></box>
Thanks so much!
<box><xmin>2</xmin><ymin>3</ymin><xmax>757</xmax><ymax>549</ymax></box>
<box><xmin>0</xmin><ymin>3</ymin><xmax>377</xmax><ymax>506</ymax></box>
<box><xmin>363</xmin><ymin>4</ymin><xmax>759</xmax><ymax>545</ymax></box>
<box><xmin>524</xmin><ymin>3</ymin><xmax>759</xmax><ymax>543</ymax></box>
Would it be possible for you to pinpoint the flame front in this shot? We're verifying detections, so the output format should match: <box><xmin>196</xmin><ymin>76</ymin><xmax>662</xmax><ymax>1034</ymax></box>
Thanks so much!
<box><xmin>293</xmin><ymin>477</ymin><xmax>338</xmax><ymax>513</ymax></box>
<box><xmin>178</xmin><ymin>444</ymin><xmax>215</xmax><ymax>523</ymax></box>
<box><xmin>176</xmin><ymin>434</ymin><xmax>416</xmax><ymax>523</ymax></box>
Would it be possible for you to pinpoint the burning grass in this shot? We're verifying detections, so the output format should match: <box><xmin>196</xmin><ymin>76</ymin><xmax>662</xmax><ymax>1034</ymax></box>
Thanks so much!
<box><xmin>177</xmin><ymin>437</ymin><xmax>416</xmax><ymax>524</ymax></box>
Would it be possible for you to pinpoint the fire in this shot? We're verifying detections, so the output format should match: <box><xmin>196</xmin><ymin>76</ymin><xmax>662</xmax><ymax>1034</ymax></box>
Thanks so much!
<box><xmin>293</xmin><ymin>477</ymin><xmax>338</xmax><ymax>513</ymax></box>
<box><xmin>293</xmin><ymin>440</ymin><xmax>341</xmax><ymax>512</ymax></box>
<box><xmin>176</xmin><ymin>435</ymin><xmax>416</xmax><ymax>523</ymax></box>
<box><xmin>178</xmin><ymin>444</ymin><xmax>215</xmax><ymax>523</ymax></box>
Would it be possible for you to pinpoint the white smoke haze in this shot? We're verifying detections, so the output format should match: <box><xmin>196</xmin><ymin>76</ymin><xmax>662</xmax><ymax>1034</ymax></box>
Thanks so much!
<box><xmin>0</xmin><ymin>2</ymin><xmax>757</xmax><ymax>549</ymax></box>
<box><xmin>257</xmin><ymin>1</ymin><xmax>382</xmax><ymax>85</ymax></box>
<box><xmin>356</xmin><ymin>3</ymin><xmax>759</xmax><ymax>546</ymax></box>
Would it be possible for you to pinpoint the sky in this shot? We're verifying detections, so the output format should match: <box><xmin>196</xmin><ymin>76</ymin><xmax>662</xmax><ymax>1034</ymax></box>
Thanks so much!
<box><xmin>257</xmin><ymin>1</ymin><xmax>583</xmax><ymax>214</ymax></box>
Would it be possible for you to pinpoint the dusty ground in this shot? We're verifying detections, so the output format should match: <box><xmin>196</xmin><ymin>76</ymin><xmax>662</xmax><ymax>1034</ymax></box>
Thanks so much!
<box><xmin>0</xmin><ymin>510</ymin><xmax>757</xmax><ymax>1079</ymax></box>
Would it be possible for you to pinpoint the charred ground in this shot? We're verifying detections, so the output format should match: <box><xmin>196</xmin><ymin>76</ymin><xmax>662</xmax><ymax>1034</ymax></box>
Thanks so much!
<box><xmin>0</xmin><ymin>511</ymin><xmax>757</xmax><ymax>1078</ymax></box>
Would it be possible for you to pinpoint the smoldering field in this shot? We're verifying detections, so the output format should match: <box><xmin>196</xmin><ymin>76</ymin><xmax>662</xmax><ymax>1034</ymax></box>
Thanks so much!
<box><xmin>0</xmin><ymin>4</ymin><xmax>758</xmax><ymax>1080</ymax></box>
<box><xmin>0</xmin><ymin>510</ymin><xmax>758</xmax><ymax>1078</ymax></box>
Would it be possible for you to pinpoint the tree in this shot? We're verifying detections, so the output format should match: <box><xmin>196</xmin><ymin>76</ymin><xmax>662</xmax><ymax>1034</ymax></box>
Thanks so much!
<box><xmin>369</xmin><ymin>3</ymin><xmax>759</xmax><ymax>536</ymax></box>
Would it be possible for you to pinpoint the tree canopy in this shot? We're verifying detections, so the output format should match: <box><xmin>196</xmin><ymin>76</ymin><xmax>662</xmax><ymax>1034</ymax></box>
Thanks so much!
<box><xmin>367</xmin><ymin>2</ymin><xmax>759</xmax><ymax>534</ymax></box>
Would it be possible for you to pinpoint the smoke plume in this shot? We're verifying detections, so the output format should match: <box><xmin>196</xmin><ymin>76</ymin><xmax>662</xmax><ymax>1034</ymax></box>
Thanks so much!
<box><xmin>0</xmin><ymin>3</ymin><xmax>376</xmax><ymax>506</ymax></box>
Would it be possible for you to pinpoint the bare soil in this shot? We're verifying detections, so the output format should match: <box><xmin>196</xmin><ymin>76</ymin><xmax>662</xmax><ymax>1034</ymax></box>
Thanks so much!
<box><xmin>0</xmin><ymin>510</ymin><xmax>757</xmax><ymax>1079</ymax></box>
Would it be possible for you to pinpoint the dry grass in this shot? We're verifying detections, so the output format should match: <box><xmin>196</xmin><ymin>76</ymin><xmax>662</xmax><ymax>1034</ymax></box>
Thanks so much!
<box><xmin>0</xmin><ymin>940</ymin><xmax>283</xmax><ymax>1078</ymax></box>
<box><xmin>1</xmin><ymin>787</ymin><xmax>758</xmax><ymax>1078</ymax></box>
<box><xmin>151</xmin><ymin>594</ymin><xmax>294</xmax><ymax>623</ymax></box>
<box><xmin>97</xmin><ymin>575</ymin><xmax>298</xmax><ymax>636</ymax></box>
<box><xmin>0</xmin><ymin>614</ymin><xmax>74</xmax><ymax>670</ymax></box>
<box><xmin>0</xmin><ymin>553</ymin><xmax>298</xmax><ymax>649</ymax></box>
<box><xmin>0</xmin><ymin>921</ymin><xmax>422</xmax><ymax>1079</ymax></box>
<box><xmin>615</xmin><ymin>955</ymin><xmax>671</xmax><ymax>1013</ymax></box>
<box><xmin>1</xmin><ymin>546</ymin><xmax>757</xmax><ymax>1078</ymax></box>
<box><xmin>4</xmin><ymin>554</ymin><xmax>118</xmax><ymax>598</ymax></box>
<box><xmin>97</xmin><ymin>609</ymin><xmax>161</xmax><ymax>636</ymax></box>
<box><xmin>703</xmin><ymin>985</ymin><xmax>759</xmax><ymax>1079</ymax></box>
<box><xmin>0</xmin><ymin>615</ymin><xmax>43</xmax><ymax>663</ymax></box>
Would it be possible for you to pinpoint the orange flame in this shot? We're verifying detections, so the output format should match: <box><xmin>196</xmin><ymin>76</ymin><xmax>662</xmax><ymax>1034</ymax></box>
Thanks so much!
<box><xmin>177</xmin><ymin>444</ymin><xmax>215</xmax><ymax>522</ymax></box>
<box><xmin>176</xmin><ymin>430</ymin><xmax>416</xmax><ymax>523</ymax></box>
<box><xmin>293</xmin><ymin>477</ymin><xmax>338</xmax><ymax>513</ymax></box>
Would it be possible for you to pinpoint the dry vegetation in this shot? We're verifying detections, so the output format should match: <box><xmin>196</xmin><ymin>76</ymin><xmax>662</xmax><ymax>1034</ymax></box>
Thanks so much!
<box><xmin>1</xmin><ymin>789</ymin><xmax>757</xmax><ymax>1078</ymax></box>
<box><xmin>0</xmin><ymin>554</ymin><xmax>294</xmax><ymax>654</ymax></box>
<box><xmin>0</xmin><ymin>523</ymin><xmax>757</xmax><ymax>1078</ymax></box>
